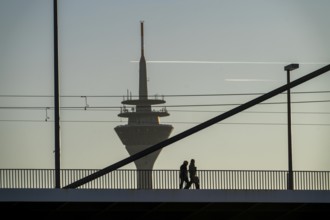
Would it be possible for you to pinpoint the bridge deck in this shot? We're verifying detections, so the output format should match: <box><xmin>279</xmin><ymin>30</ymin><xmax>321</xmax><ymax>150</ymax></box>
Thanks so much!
<box><xmin>1</xmin><ymin>189</ymin><xmax>330</xmax><ymax>219</ymax></box>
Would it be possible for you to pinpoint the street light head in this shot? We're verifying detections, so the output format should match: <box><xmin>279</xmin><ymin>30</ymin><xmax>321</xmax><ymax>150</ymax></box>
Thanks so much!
<box><xmin>284</xmin><ymin>63</ymin><xmax>299</xmax><ymax>71</ymax></box>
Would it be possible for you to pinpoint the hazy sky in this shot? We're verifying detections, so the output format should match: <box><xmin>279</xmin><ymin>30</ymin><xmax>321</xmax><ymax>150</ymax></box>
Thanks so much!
<box><xmin>1</xmin><ymin>0</ymin><xmax>330</xmax><ymax>171</ymax></box>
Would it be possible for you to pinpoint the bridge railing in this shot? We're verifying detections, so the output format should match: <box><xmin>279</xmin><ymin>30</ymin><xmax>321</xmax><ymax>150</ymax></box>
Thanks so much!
<box><xmin>0</xmin><ymin>169</ymin><xmax>329</xmax><ymax>190</ymax></box>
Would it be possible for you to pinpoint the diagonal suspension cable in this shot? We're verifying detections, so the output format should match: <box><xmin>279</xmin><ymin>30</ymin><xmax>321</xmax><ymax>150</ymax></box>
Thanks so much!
<box><xmin>63</xmin><ymin>64</ymin><xmax>330</xmax><ymax>189</ymax></box>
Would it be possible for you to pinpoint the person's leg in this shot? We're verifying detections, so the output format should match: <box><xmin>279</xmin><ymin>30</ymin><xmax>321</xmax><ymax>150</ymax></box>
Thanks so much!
<box><xmin>195</xmin><ymin>177</ymin><xmax>200</xmax><ymax>189</ymax></box>
<box><xmin>179</xmin><ymin>178</ymin><xmax>184</xmax><ymax>189</ymax></box>
<box><xmin>184</xmin><ymin>177</ymin><xmax>190</xmax><ymax>189</ymax></box>
<box><xmin>184</xmin><ymin>179</ymin><xmax>191</xmax><ymax>189</ymax></box>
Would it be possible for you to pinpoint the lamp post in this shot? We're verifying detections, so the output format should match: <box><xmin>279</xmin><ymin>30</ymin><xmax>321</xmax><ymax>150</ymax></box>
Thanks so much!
<box><xmin>284</xmin><ymin>63</ymin><xmax>299</xmax><ymax>190</ymax></box>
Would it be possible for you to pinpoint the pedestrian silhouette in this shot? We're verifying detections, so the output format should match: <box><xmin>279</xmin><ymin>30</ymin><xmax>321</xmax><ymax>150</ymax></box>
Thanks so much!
<box><xmin>179</xmin><ymin>160</ymin><xmax>189</xmax><ymax>189</ymax></box>
<box><xmin>187</xmin><ymin>159</ymin><xmax>200</xmax><ymax>189</ymax></box>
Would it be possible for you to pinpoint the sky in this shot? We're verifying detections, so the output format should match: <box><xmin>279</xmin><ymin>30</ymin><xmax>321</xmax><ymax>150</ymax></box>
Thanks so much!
<box><xmin>0</xmin><ymin>0</ymin><xmax>330</xmax><ymax>172</ymax></box>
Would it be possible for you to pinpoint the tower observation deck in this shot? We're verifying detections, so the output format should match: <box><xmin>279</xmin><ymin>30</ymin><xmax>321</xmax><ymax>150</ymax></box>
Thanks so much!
<box><xmin>114</xmin><ymin>21</ymin><xmax>173</xmax><ymax>189</ymax></box>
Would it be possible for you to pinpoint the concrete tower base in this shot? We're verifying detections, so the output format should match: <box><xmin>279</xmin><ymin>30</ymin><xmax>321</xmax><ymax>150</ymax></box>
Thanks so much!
<box><xmin>126</xmin><ymin>145</ymin><xmax>161</xmax><ymax>189</ymax></box>
<box><xmin>115</xmin><ymin>125</ymin><xmax>173</xmax><ymax>189</ymax></box>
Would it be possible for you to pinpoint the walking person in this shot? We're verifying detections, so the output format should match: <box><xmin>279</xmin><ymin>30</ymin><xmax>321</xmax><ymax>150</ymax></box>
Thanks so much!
<box><xmin>188</xmin><ymin>159</ymin><xmax>200</xmax><ymax>189</ymax></box>
<box><xmin>179</xmin><ymin>160</ymin><xmax>189</xmax><ymax>189</ymax></box>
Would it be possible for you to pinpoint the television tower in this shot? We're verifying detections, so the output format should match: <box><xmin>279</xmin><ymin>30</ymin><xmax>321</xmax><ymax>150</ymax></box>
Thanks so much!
<box><xmin>114</xmin><ymin>21</ymin><xmax>173</xmax><ymax>189</ymax></box>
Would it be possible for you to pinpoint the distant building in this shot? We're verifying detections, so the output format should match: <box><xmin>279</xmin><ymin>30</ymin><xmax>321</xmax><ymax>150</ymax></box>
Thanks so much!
<box><xmin>114</xmin><ymin>22</ymin><xmax>173</xmax><ymax>189</ymax></box>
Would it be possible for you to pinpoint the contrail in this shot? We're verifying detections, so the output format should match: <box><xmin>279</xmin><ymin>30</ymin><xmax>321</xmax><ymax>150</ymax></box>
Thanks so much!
<box><xmin>130</xmin><ymin>60</ymin><xmax>329</xmax><ymax>65</ymax></box>
<box><xmin>225</xmin><ymin>79</ymin><xmax>278</xmax><ymax>82</ymax></box>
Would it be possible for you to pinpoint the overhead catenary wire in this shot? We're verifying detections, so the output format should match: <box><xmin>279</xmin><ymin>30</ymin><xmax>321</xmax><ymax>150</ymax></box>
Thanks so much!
<box><xmin>0</xmin><ymin>90</ymin><xmax>329</xmax><ymax>112</ymax></box>
<box><xmin>0</xmin><ymin>99</ymin><xmax>330</xmax><ymax>110</ymax></box>
<box><xmin>0</xmin><ymin>91</ymin><xmax>329</xmax><ymax>123</ymax></box>
<box><xmin>0</xmin><ymin>90</ymin><xmax>330</xmax><ymax>98</ymax></box>
<box><xmin>0</xmin><ymin>119</ymin><xmax>329</xmax><ymax>126</ymax></box>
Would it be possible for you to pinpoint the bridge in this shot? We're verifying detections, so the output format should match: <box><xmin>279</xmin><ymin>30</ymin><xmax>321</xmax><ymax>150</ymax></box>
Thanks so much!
<box><xmin>1</xmin><ymin>169</ymin><xmax>330</xmax><ymax>219</ymax></box>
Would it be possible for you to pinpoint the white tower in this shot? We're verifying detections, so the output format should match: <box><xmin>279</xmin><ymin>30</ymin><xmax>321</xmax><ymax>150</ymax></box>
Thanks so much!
<box><xmin>114</xmin><ymin>22</ymin><xmax>173</xmax><ymax>189</ymax></box>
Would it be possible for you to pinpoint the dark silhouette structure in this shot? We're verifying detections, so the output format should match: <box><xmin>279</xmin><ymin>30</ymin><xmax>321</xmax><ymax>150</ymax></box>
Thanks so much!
<box><xmin>284</xmin><ymin>63</ymin><xmax>299</xmax><ymax>190</ymax></box>
<box><xmin>179</xmin><ymin>160</ymin><xmax>189</xmax><ymax>189</ymax></box>
<box><xmin>53</xmin><ymin>0</ymin><xmax>60</xmax><ymax>189</ymax></box>
<box><xmin>187</xmin><ymin>159</ymin><xmax>200</xmax><ymax>189</ymax></box>
<box><xmin>114</xmin><ymin>21</ymin><xmax>173</xmax><ymax>189</ymax></box>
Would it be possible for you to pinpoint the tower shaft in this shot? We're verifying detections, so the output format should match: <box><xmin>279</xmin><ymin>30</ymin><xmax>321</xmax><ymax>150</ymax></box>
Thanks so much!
<box><xmin>115</xmin><ymin>22</ymin><xmax>173</xmax><ymax>189</ymax></box>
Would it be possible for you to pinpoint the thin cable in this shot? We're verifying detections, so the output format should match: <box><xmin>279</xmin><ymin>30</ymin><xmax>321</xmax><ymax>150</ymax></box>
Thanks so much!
<box><xmin>164</xmin><ymin>100</ymin><xmax>330</xmax><ymax>108</ymax></box>
<box><xmin>0</xmin><ymin>99</ymin><xmax>330</xmax><ymax>110</ymax></box>
<box><xmin>170</xmin><ymin>110</ymin><xmax>330</xmax><ymax>114</ymax></box>
<box><xmin>1</xmin><ymin>119</ymin><xmax>329</xmax><ymax>126</ymax></box>
<box><xmin>1</xmin><ymin>107</ymin><xmax>329</xmax><ymax>115</ymax></box>
<box><xmin>0</xmin><ymin>90</ymin><xmax>330</xmax><ymax>98</ymax></box>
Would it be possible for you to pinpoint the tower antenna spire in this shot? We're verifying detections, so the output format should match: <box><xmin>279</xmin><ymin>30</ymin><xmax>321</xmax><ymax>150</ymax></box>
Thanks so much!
<box><xmin>139</xmin><ymin>21</ymin><xmax>147</xmax><ymax>100</ymax></box>
<box><xmin>140</xmin><ymin>20</ymin><xmax>144</xmax><ymax>56</ymax></box>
